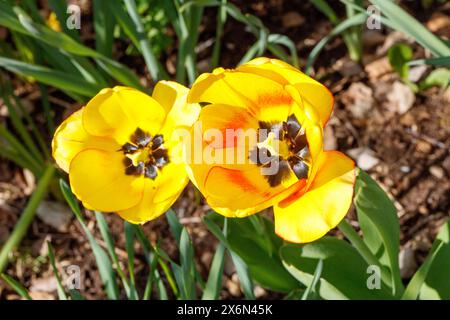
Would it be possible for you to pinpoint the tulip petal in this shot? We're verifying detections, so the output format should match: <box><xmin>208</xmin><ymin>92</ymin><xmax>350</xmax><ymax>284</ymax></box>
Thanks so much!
<box><xmin>153</xmin><ymin>80</ymin><xmax>200</xmax><ymax>130</ymax></box>
<box><xmin>117</xmin><ymin>177</ymin><xmax>183</xmax><ymax>224</ymax></box>
<box><xmin>83</xmin><ymin>86</ymin><xmax>166</xmax><ymax>144</ymax></box>
<box><xmin>188</xmin><ymin>68</ymin><xmax>295</xmax><ymax>122</ymax></box>
<box><xmin>238</xmin><ymin>57</ymin><xmax>334</xmax><ymax>126</ymax></box>
<box><xmin>202</xmin><ymin>165</ymin><xmax>288</xmax><ymax>217</ymax></box>
<box><xmin>274</xmin><ymin>151</ymin><xmax>356</xmax><ymax>243</ymax></box>
<box><xmin>69</xmin><ymin>148</ymin><xmax>145</xmax><ymax>212</ymax></box>
<box><xmin>52</xmin><ymin>109</ymin><xmax>120</xmax><ymax>172</ymax></box>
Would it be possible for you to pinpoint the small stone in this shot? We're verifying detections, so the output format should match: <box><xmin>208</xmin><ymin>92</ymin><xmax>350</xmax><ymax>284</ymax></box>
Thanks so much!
<box><xmin>334</xmin><ymin>58</ymin><xmax>362</xmax><ymax>77</ymax></box>
<box><xmin>348</xmin><ymin>147</ymin><xmax>380</xmax><ymax>171</ymax></box>
<box><xmin>399</xmin><ymin>248</ymin><xmax>417</xmax><ymax>279</ymax></box>
<box><xmin>36</xmin><ymin>201</ymin><xmax>73</xmax><ymax>233</ymax></box>
<box><xmin>416</xmin><ymin>140</ymin><xmax>432</xmax><ymax>154</ymax></box>
<box><xmin>30</xmin><ymin>277</ymin><xmax>58</xmax><ymax>293</ymax></box>
<box><xmin>342</xmin><ymin>82</ymin><xmax>374</xmax><ymax>119</ymax></box>
<box><xmin>365</xmin><ymin>57</ymin><xmax>392</xmax><ymax>80</ymax></box>
<box><xmin>386</xmin><ymin>81</ymin><xmax>415</xmax><ymax>114</ymax></box>
<box><xmin>429</xmin><ymin>165</ymin><xmax>445</xmax><ymax>179</ymax></box>
<box><xmin>281</xmin><ymin>12</ymin><xmax>305</xmax><ymax>28</ymax></box>
<box><xmin>253</xmin><ymin>285</ymin><xmax>266</xmax><ymax>299</ymax></box>
<box><xmin>408</xmin><ymin>65</ymin><xmax>428</xmax><ymax>82</ymax></box>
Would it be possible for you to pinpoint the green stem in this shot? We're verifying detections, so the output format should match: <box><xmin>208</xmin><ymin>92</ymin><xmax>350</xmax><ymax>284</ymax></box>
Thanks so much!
<box><xmin>0</xmin><ymin>164</ymin><xmax>55</xmax><ymax>272</ymax></box>
<box><xmin>338</xmin><ymin>219</ymin><xmax>392</xmax><ymax>288</ymax></box>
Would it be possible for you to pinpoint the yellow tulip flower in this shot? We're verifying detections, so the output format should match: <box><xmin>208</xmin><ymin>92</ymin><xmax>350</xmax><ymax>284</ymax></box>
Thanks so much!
<box><xmin>185</xmin><ymin>57</ymin><xmax>356</xmax><ymax>243</ymax></box>
<box><xmin>52</xmin><ymin>82</ymin><xmax>200</xmax><ymax>223</ymax></box>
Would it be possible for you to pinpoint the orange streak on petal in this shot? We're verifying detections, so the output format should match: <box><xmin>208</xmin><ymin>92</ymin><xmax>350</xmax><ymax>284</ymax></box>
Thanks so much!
<box><xmin>226</xmin><ymin>169</ymin><xmax>260</xmax><ymax>194</ymax></box>
<box><xmin>257</xmin><ymin>92</ymin><xmax>293</xmax><ymax>108</ymax></box>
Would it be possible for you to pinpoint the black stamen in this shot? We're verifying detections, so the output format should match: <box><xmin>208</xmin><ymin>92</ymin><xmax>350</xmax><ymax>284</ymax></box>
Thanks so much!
<box><xmin>144</xmin><ymin>165</ymin><xmax>157</xmax><ymax>180</ymax></box>
<box><xmin>121</xmin><ymin>142</ymin><xmax>139</xmax><ymax>154</ymax></box>
<box><xmin>152</xmin><ymin>134</ymin><xmax>164</xmax><ymax>150</ymax></box>
<box><xmin>131</xmin><ymin>128</ymin><xmax>151</xmax><ymax>147</ymax></box>
<box><xmin>125</xmin><ymin>161</ymin><xmax>145</xmax><ymax>176</ymax></box>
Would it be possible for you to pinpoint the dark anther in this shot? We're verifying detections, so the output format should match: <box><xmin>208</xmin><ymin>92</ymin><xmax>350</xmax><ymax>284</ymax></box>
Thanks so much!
<box><xmin>151</xmin><ymin>134</ymin><xmax>164</xmax><ymax>150</ymax></box>
<box><xmin>290</xmin><ymin>160</ymin><xmax>309</xmax><ymax>180</ymax></box>
<box><xmin>249</xmin><ymin>147</ymin><xmax>272</xmax><ymax>166</ymax></box>
<box><xmin>252</xmin><ymin>114</ymin><xmax>310</xmax><ymax>187</ymax></box>
<box><xmin>145</xmin><ymin>165</ymin><xmax>157</xmax><ymax>179</ymax></box>
<box><xmin>131</xmin><ymin>127</ymin><xmax>151</xmax><ymax>147</ymax></box>
<box><xmin>125</xmin><ymin>161</ymin><xmax>145</xmax><ymax>176</ymax></box>
<box><xmin>266</xmin><ymin>159</ymin><xmax>291</xmax><ymax>187</ymax></box>
<box><xmin>122</xmin><ymin>128</ymin><xmax>170</xmax><ymax>180</ymax></box>
<box><xmin>292</xmin><ymin>134</ymin><xmax>308</xmax><ymax>154</ymax></box>
<box><xmin>121</xmin><ymin>142</ymin><xmax>139</xmax><ymax>154</ymax></box>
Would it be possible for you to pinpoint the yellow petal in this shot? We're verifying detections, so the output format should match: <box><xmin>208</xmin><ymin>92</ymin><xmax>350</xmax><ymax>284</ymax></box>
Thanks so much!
<box><xmin>202</xmin><ymin>165</ymin><xmax>282</xmax><ymax>217</ymax></box>
<box><xmin>117</xmin><ymin>177</ymin><xmax>184</xmax><ymax>224</ymax></box>
<box><xmin>274</xmin><ymin>151</ymin><xmax>356</xmax><ymax>243</ymax></box>
<box><xmin>153</xmin><ymin>80</ymin><xmax>200</xmax><ymax>128</ymax></box>
<box><xmin>118</xmin><ymin>139</ymin><xmax>190</xmax><ymax>224</ymax></box>
<box><xmin>69</xmin><ymin>148</ymin><xmax>145</xmax><ymax>212</ymax></box>
<box><xmin>82</xmin><ymin>86</ymin><xmax>166</xmax><ymax>145</ymax></box>
<box><xmin>52</xmin><ymin>108</ymin><xmax>119</xmax><ymax>172</ymax></box>
<box><xmin>238</xmin><ymin>57</ymin><xmax>334</xmax><ymax>126</ymax></box>
<box><xmin>188</xmin><ymin>68</ymin><xmax>294</xmax><ymax>122</ymax></box>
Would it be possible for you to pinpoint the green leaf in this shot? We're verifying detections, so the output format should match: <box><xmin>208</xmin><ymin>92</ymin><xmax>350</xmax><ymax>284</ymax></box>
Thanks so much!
<box><xmin>202</xmin><ymin>241</ymin><xmax>225</xmax><ymax>299</ymax></box>
<box><xmin>124</xmin><ymin>221</ymin><xmax>138</xmax><ymax>300</ymax></box>
<box><xmin>280</xmin><ymin>237</ymin><xmax>393</xmax><ymax>299</ymax></box>
<box><xmin>59</xmin><ymin>180</ymin><xmax>119</xmax><ymax>299</ymax></box>
<box><xmin>179</xmin><ymin>228</ymin><xmax>197</xmax><ymax>299</ymax></box>
<box><xmin>93</xmin><ymin>0</ymin><xmax>115</xmax><ymax>57</ymax></box>
<box><xmin>0</xmin><ymin>273</ymin><xmax>32</xmax><ymax>300</ymax></box>
<box><xmin>408</xmin><ymin>56</ymin><xmax>450</xmax><ymax>67</ymax></box>
<box><xmin>0</xmin><ymin>165</ymin><xmax>54</xmax><ymax>273</ymax></box>
<box><xmin>354</xmin><ymin>171</ymin><xmax>404</xmax><ymax>297</ymax></box>
<box><xmin>0</xmin><ymin>57</ymin><xmax>100</xmax><ymax>97</ymax></box>
<box><xmin>388</xmin><ymin>43</ymin><xmax>413</xmax><ymax>80</ymax></box>
<box><xmin>305</xmin><ymin>13</ymin><xmax>366</xmax><ymax>74</ymax></box>
<box><xmin>301</xmin><ymin>259</ymin><xmax>323</xmax><ymax>300</ymax></box>
<box><xmin>123</xmin><ymin>0</ymin><xmax>165</xmax><ymax>81</ymax></box>
<box><xmin>47</xmin><ymin>241</ymin><xmax>68</xmax><ymax>300</ymax></box>
<box><xmin>368</xmin><ymin>0</ymin><xmax>450</xmax><ymax>57</ymax></box>
<box><xmin>166</xmin><ymin>209</ymin><xmax>183</xmax><ymax>244</ymax></box>
<box><xmin>419</xmin><ymin>68</ymin><xmax>450</xmax><ymax>90</ymax></box>
<box><xmin>226</xmin><ymin>217</ymin><xmax>300</xmax><ymax>293</ymax></box>
<box><xmin>402</xmin><ymin>220</ymin><xmax>450</xmax><ymax>300</ymax></box>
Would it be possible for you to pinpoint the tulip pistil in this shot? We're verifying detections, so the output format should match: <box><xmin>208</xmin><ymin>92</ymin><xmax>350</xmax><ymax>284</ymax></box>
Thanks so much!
<box><xmin>250</xmin><ymin>114</ymin><xmax>310</xmax><ymax>187</ymax></box>
<box><xmin>121</xmin><ymin>128</ymin><xmax>169</xmax><ymax>180</ymax></box>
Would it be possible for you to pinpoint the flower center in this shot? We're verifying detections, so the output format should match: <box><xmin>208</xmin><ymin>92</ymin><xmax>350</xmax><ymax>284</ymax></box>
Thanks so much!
<box><xmin>249</xmin><ymin>114</ymin><xmax>311</xmax><ymax>187</ymax></box>
<box><xmin>121</xmin><ymin>128</ymin><xmax>169</xmax><ymax>180</ymax></box>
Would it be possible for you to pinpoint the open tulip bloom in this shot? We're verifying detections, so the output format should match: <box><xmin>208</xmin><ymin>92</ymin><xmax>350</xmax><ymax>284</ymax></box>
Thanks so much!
<box><xmin>52</xmin><ymin>57</ymin><xmax>355</xmax><ymax>244</ymax></box>
<box><xmin>185</xmin><ymin>57</ymin><xmax>356</xmax><ymax>243</ymax></box>
<box><xmin>52</xmin><ymin>82</ymin><xmax>200</xmax><ymax>223</ymax></box>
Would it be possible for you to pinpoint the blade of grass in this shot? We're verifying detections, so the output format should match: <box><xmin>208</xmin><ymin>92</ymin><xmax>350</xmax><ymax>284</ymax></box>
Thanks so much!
<box><xmin>47</xmin><ymin>241</ymin><xmax>68</xmax><ymax>300</ymax></box>
<box><xmin>0</xmin><ymin>165</ymin><xmax>55</xmax><ymax>273</ymax></box>
<box><xmin>95</xmin><ymin>212</ymin><xmax>132</xmax><ymax>297</ymax></box>
<box><xmin>0</xmin><ymin>57</ymin><xmax>101</xmax><ymax>97</ymax></box>
<box><xmin>124</xmin><ymin>221</ymin><xmax>138</xmax><ymax>300</ymax></box>
<box><xmin>402</xmin><ymin>242</ymin><xmax>445</xmax><ymax>300</ymax></box>
<box><xmin>201</xmin><ymin>241</ymin><xmax>225</xmax><ymax>300</ymax></box>
<box><xmin>305</xmin><ymin>13</ymin><xmax>366</xmax><ymax>74</ymax></box>
<box><xmin>59</xmin><ymin>179</ymin><xmax>119</xmax><ymax>299</ymax></box>
<box><xmin>0</xmin><ymin>89</ymin><xmax>45</xmax><ymax>164</ymax></box>
<box><xmin>123</xmin><ymin>0</ymin><xmax>165</xmax><ymax>81</ymax></box>
<box><xmin>301</xmin><ymin>259</ymin><xmax>323</xmax><ymax>300</ymax></box>
<box><xmin>0</xmin><ymin>123</ymin><xmax>42</xmax><ymax>174</ymax></box>
<box><xmin>409</xmin><ymin>56</ymin><xmax>450</xmax><ymax>67</ymax></box>
<box><xmin>0</xmin><ymin>273</ymin><xmax>32</xmax><ymax>300</ymax></box>
<box><xmin>93</xmin><ymin>0</ymin><xmax>115</xmax><ymax>58</ymax></box>
<box><xmin>211</xmin><ymin>0</ymin><xmax>227</xmax><ymax>68</ymax></box>
<box><xmin>368</xmin><ymin>0</ymin><xmax>450</xmax><ymax>57</ymax></box>
<box><xmin>48</xmin><ymin>0</ymin><xmax>80</xmax><ymax>40</ymax></box>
